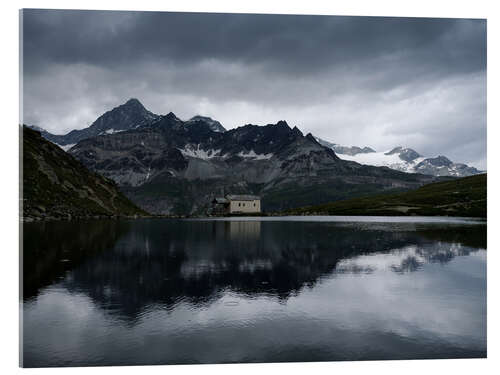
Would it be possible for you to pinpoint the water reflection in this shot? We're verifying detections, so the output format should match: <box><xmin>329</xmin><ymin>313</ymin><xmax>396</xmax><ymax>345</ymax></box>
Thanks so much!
<box><xmin>22</xmin><ymin>218</ymin><xmax>486</xmax><ymax>367</ymax></box>
<box><xmin>22</xmin><ymin>220</ymin><xmax>130</xmax><ymax>300</ymax></box>
<box><xmin>226</xmin><ymin>220</ymin><xmax>261</xmax><ymax>239</ymax></box>
<box><xmin>23</xmin><ymin>219</ymin><xmax>486</xmax><ymax>315</ymax></box>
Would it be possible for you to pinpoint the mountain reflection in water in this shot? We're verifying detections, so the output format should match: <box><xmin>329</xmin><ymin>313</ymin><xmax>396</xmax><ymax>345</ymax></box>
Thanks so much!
<box><xmin>22</xmin><ymin>217</ymin><xmax>486</xmax><ymax>367</ymax></box>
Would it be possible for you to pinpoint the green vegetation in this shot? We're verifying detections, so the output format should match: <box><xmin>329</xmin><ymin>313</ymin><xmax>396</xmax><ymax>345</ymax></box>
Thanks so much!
<box><xmin>22</xmin><ymin>126</ymin><xmax>148</xmax><ymax>220</ymax></box>
<box><xmin>262</xmin><ymin>178</ymin><xmax>401</xmax><ymax>212</ymax></box>
<box><xmin>283</xmin><ymin>174</ymin><xmax>486</xmax><ymax>218</ymax></box>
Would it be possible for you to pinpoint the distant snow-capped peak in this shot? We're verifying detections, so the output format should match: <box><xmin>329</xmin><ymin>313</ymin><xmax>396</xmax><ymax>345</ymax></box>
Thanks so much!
<box><xmin>315</xmin><ymin>136</ymin><xmax>482</xmax><ymax>177</ymax></box>
<box><xmin>340</xmin><ymin>148</ymin><xmax>426</xmax><ymax>174</ymax></box>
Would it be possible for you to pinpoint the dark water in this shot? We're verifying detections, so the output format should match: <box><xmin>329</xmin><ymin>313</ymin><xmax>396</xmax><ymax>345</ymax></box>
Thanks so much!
<box><xmin>21</xmin><ymin>217</ymin><xmax>487</xmax><ymax>367</ymax></box>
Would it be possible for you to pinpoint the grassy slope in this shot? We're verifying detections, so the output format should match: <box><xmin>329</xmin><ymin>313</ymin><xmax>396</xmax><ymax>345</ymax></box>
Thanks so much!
<box><xmin>284</xmin><ymin>174</ymin><xmax>486</xmax><ymax>217</ymax></box>
<box><xmin>22</xmin><ymin>126</ymin><xmax>148</xmax><ymax>220</ymax></box>
<box><xmin>262</xmin><ymin>179</ymin><xmax>404</xmax><ymax>213</ymax></box>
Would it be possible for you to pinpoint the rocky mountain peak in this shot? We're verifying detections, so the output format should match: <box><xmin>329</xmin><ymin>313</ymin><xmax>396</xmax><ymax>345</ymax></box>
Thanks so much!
<box><xmin>123</xmin><ymin>97</ymin><xmax>145</xmax><ymax>109</ymax></box>
<box><xmin>425</xmin><ymin>155</ymin><xmax>453</xmax><ymax>167</ymax></box>
<box><xmin>186</xmin><ymin>115</ymin><xmax>226</xmax><ymax>133</ymax></box>
<box><xmin>189</xmin><ymin>115</ymin><xmax>210</xmax><ymax>121</ymax></box>
<box><xmin>292</xmin><ymin>126</ymin><xmax>303</xmax><ymax>136</ymax></box>
<box><xmin>276</xmin><ymin>120</ymin><xmax>290</xmax><ymax>128</ymax></box>
<box><xmin>90</xmin><ymin>98</ymin><xmax>160</xmax><ymax>135</ymax></box>
<box><xmin>385</xmin><ymin>146</ymin><xmax>403</xmax><ymax>155</ymax></box>
<box><xmin>32</xmin><ymin>98</ymin><xmax>161</xmax><ymax>146</ymax></box>
<box><xmin>165</xmin><ymin>112</ymin><xmax>180</xmax><ymax>121</ymax></box>
<box><xmin>384</xmin><ymin>146</ymin><xmax>420</xmax><ymax>162</ymax></box>
<box><xmin>305</xmin><ymin>133</ymin><xmax>316</xmax><ymax>142</ymax></box>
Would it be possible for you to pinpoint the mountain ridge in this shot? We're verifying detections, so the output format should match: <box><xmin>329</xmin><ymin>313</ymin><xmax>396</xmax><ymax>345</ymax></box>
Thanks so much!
<box><xmin>30</xmin><ymin>98</ymin><xmax>482</xmax><ymax>179</ymax></box>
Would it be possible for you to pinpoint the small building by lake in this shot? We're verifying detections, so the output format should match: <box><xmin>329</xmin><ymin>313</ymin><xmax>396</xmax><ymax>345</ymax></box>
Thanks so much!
<box><xmin>211</xmin><ymin>194</ymin><xmax>261</xmax><ymax>215</ymax></box>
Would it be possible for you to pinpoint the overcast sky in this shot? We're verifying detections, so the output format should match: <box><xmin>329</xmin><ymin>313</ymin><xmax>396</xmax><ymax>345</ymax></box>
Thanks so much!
<box><xmin>21</xmin><ymin>9</ymin><xmax>486</xmax><ymax>168</ymax></box>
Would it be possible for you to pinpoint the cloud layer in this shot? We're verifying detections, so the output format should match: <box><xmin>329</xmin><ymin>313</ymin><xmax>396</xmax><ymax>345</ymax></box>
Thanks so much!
<box><xmin>21</xmin><ymin>10</ymin><xmax>486</xmax><ymax>168</ymax></box>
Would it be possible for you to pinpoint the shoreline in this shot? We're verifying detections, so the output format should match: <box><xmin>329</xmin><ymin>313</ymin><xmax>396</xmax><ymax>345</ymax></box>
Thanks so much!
<box><xmin>21</xmin><ymin>213</ymin><xmax>487</xmax><ymax>223</ymax></box>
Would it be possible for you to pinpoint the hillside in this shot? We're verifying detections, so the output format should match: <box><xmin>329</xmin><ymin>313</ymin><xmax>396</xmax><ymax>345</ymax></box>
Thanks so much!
<box><xmin>285</xmin><ymin>174</ymin><xmax>486</xmax><ymax>217</ymax></box>
<box><xmin>22</xmin><ymin>126</ymin><xmax>147</xmax><ymax>220</ymax></box>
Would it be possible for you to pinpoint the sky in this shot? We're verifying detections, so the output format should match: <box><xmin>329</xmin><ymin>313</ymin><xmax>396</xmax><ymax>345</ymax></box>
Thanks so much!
<box><xmin>21</xmin><ymin>9</ymin><xmax>486</xmax><ymax>169</ymax></box>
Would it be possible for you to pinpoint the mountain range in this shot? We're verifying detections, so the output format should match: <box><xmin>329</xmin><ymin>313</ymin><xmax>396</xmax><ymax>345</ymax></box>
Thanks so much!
<box><xmin>27</xmin><ymin>98</ymin><xmax>458</xmax><ymax>215</ymax></box>
<box><xmin>29</xmin><ymin>99</ymin><xmax>228</xmax><ymax>150</ymax></box>
<box><xmin>31</xmin><ymin>99</ymin><xmax>482</xmax><ymax>179</ymax></box>
<box><xmin>315</xmin><ymin>138</ymin><xmax>483</xmax><ymax>177</ymax></box>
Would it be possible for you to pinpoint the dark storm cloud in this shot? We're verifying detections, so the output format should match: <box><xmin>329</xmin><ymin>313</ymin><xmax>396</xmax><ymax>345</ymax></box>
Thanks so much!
<box><xmin>23</xmin><ymin>10</ymin><xmax>485</xmax><ymax>77</ymax></box>
<box><xmin>21</xmin><ymin>9</ymin><xmax>487</xmax><ymax>168</ymax></box>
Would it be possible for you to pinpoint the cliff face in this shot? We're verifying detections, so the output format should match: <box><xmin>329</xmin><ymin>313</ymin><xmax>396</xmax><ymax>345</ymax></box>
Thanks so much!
<box><xmin>22</xmin><ymin>126</ymin><xmax>147</xmax><ymax>221</ymax></box>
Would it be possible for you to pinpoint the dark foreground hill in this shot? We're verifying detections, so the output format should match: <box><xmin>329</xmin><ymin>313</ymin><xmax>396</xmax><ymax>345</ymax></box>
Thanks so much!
<box><xmin>285</xmin><ymin>174</ymin><xmax>486</xmax><ymax>217</ymax></box>
<box><xmin>22</xmin><ymin>126</ymin><xmax>147</xmax><ymax>221</ymax></box>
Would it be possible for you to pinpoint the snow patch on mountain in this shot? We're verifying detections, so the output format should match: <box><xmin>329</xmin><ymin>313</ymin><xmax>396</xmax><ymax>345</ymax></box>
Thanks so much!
<box><xmin>340</xmin><ymin>150</ymin><xmax>425</xmax><ymax>173</ymax></box>
<box><xmin>179</xmin><ymin>144</ymin><xmax>223</xmax><ymax>160</ymax></box>
<box><xmin>101</xmin><ymin>128</ymin><xmax>126</xmax><ymax>135</ymax></box>
<box><xmin>178</xmin><ymin>143</ymin><xmax>275</xmax><ymax>161</ymax></box>
<box><xmin>57</xmin><ymin>143</ymin><xmax>76</xmax><ymax>152</ymax></box>
<box><xmin>316</xmin><ymin>137</ymin><xmax>483</xmax><ymax>177</ymax></box>
<box><xmin>237</xmin><ymin>150</ymin><xmax>274</xmax><ymax>160</ymax></box>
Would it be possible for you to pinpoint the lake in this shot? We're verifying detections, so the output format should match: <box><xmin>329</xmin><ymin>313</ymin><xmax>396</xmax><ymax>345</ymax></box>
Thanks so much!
<box><xmin>21</xmin><ymin>216</ymin><xmax>487</xmax><ymax>367</ymax></box>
